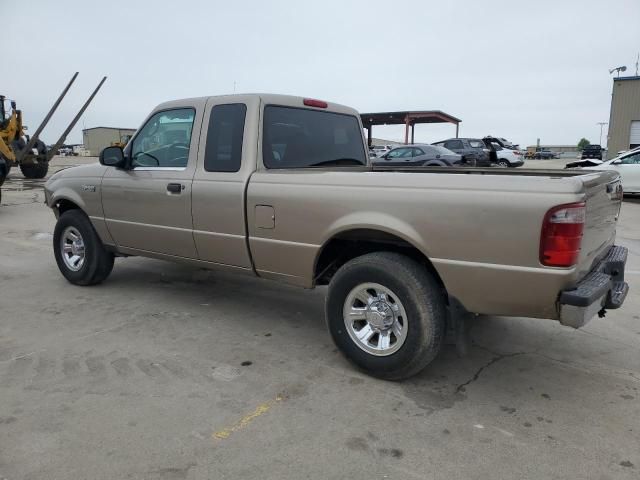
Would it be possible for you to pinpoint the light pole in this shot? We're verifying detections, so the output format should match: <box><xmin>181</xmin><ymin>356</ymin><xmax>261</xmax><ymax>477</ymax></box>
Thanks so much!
<box><xmin>597</xmin><ymin>122</ymin><xmax>608</xmax><ymax>147</ymax></box>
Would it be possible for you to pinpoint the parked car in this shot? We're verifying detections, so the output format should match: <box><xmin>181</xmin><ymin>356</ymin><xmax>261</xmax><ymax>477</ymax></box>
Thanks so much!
<box><xmin>45</xmin><ymin>93</ymin><xmax>629</xmax><ymax>380</ymax></box>
<box><xmin>581</xmin><ymin>144</ymin><xmax>603</xmax><ymax>160</ymax></box>
<box><xmin>491</xmin><ymin>142</ymin><xmax>524</xmax><ymax>167</ymax></box>
<box><xmin>535</xmin><ymin>149</ymin><xmax>556</xmax><ymax>159</ymax></box>
<box><xmin>372</xmin><ymin>144</ymin><xmax>467</xmax><ymax>167</ymax></box>
<box><xmin>432</xmin><ymin>138</ymin><xmax>491</xmax><ymax>166</ymax></box>
<box><xmin>566</xmin><ymin>147</ymin><xmax>640</xmax><ymax>193</ymax></box>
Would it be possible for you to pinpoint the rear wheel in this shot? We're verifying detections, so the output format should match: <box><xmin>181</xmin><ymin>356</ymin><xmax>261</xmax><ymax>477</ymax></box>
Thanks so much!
<box><xmin>326</xmin><ymin>252</ymin><xmax>446</xmax><ymax>380</ymax></box>
<box><xmin>497</xmin><ymin>159</ymin><xmax>510</xmax><ymax>167</ymax></box>
<box><xmin>53</xmin><ymin>210</ymin><xmax>114</xmax><ymax>285</ymax></box>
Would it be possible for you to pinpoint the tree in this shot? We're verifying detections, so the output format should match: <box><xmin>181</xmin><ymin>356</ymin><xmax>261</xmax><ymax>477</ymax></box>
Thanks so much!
<box><xmin>577</xmin><ymin>138</ymin><xmax>590</xmax><ymax>150</ymax></box>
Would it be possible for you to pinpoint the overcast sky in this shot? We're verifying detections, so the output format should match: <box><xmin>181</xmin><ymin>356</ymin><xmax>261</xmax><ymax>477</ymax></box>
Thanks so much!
<box><xmin>3</xmin><ymin>0</ymin><xmax>639</xmax><ymax>147</ymax></box>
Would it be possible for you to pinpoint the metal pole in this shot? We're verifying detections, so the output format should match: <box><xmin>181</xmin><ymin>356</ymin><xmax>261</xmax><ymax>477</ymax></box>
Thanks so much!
<box><xmin>455</xmin><ymin>122</ymin><xmax>459</xmax><ymax>138</ymax></box>
<box><xmin>411</xmin><ymin>124</ymin><xmax>415</xmax><ymax>144</ymax></box>
<box><xmin>47</xmin><ymin>76</ymin><xmax>107</xmax><ymax>161</ymax></box>
<box><xmin>15</xmin><ymin>72</ymin><xmax>79</xmax><ymax>163</ymax></box>
<box><xmin>597</xmin><ymin>122</ymin><xmax>607</xmax><ymax>146</ymax></box>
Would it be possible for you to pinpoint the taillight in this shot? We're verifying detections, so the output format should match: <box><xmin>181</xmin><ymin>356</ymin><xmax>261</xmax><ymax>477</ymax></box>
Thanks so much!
<box><xmin>303</xmin><ymin>98</ymin><xmax>328</xmax><ymax>108</ymax></box>
<box><xmin>540</xmin><ymin>202</ymin><xmax>586</xmax><ymax>267</ymax></box>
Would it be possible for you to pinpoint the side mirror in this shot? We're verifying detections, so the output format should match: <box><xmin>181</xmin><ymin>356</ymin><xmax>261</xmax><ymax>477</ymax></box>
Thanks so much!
<box><xmin>612</xmin><ymin>160</ymin><xmax>622</xmax><ymax>165</ymax></box>
<box><xmin>100</xmin><ymin>146</ymin><xmax>126</xmax><ymax>168</ymax></box>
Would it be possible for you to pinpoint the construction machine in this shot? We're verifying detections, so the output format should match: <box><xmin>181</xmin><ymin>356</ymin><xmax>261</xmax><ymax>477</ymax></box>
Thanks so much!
<box><xmin>0</xmin><ymin>73</ymin><xmax>106</xmax><ymax>202</ymax></box>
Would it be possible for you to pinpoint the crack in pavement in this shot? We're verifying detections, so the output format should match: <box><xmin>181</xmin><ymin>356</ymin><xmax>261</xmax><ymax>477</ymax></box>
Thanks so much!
<box><xmin>455</xmin><ymin>351</ymin><xmax>527</xmax><ymax>393</ymax></box>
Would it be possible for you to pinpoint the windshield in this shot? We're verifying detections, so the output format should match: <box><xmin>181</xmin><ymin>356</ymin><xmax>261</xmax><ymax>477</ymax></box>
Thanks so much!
<box><xmin>262</xmin><ymin>106</ymin><xmax>367</xmax><ymax>168</ymax></box>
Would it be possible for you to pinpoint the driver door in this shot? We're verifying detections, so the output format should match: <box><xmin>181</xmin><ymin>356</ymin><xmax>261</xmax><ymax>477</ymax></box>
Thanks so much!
<box><xmin>101</xmin><ymin>104</ymin><xmax>203</xmax><ymax>258</ymax></box>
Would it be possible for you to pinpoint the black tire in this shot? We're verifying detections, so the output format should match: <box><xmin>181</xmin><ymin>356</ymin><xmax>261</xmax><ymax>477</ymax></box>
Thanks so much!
<box><xmin>53</xmin><ymin>210</ymin><xmax>114</xmax><ymax>286</ymax></box>
<box><xmin>497</xmin><ymin>159</ymin><xmax>510</xmax><ymax>168</ymax></box>
<box><xmin>326</xmin><ymin>252</ymin><xmax>446</xmax><ymax>380</ymax></box>
<box><xmin>20</xmin><ymin>162</ymin><xmax>48</xmax><ymax>179</ymax></box>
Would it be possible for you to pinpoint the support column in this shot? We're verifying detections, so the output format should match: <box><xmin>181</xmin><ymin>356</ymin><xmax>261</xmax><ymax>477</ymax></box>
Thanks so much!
<box><xmin>404</xmin><ymin>117</ymin><xmax>410</xmax><ymax>144</ymax></box>
<box><xmin>411</xmin><ymin>123</ymin><xmax>415</xmax><ymax>144</ymax></box>
<box><xmin>455</xmin><ymin>122</ymin><xmax>459</xmax><ymax>138</ymax></box>
<box><xmin>366</xmin><ymin>125</ymin><xmax>372</xmax><ymax>147</ymax></box>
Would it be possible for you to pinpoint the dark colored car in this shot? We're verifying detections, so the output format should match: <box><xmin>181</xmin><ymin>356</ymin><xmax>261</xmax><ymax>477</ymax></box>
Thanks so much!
<box><xmin>432</xmin><ymin>138</ymin><xmax>491</xmax><ymax>166</ymax></box>
<box><xmin>581</xmin><ymin>144</ymin><xmax>603</xmax><ymax>160</ymax></box>
<box><xmin>372</xmin><ymin>144</ymin><xmax>466</xmax><ymax>167</ymax></box>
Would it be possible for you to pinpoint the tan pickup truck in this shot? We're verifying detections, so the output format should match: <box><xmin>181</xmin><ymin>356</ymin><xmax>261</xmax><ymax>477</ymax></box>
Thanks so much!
<box><xmin>44</xmin><ymin>94</ymin><xmax>629</xmax><ymax>379</ymax></box>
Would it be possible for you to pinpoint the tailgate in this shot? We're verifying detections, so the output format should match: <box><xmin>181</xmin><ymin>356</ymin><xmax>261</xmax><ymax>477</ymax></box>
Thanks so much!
<box><xmin>577</xmin><ymin>171</ymin><xmax>623</xmax><ymax>277</ymax></box>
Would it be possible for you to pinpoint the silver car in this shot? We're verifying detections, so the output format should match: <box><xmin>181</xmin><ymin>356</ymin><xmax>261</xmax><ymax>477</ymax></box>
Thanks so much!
<box><xmin>372</xmin><ymin>144</ymin><xmax>467</xmax><ymax>167</ymax></box>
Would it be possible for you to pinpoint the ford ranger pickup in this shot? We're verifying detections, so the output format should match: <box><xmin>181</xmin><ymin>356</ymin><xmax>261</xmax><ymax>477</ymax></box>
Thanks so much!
<box><xmin>44</xmin><ymin>94</ymin><xmax>629</xmax><ymax>379</ymax></box>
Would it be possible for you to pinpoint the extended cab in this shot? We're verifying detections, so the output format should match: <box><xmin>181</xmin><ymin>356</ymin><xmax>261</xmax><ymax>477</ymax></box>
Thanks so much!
<box><xmin>44</xmin><ymin>94</ymin><xmax>629</xmax><ymax>379</ymax></box>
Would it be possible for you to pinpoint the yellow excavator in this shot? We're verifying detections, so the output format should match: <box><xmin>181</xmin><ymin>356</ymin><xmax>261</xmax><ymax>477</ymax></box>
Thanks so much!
<box><xmin>0</xmin><ymin>73</ymin><xmax>106</xmax><ymax>202</ymax></box>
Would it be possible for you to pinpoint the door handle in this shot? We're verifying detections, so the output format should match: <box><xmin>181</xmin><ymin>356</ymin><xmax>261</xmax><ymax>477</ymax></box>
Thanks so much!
<box><xmin>167</xmin><ymin>183</ymin><xmax>183</xmax><ymax>194</ymax></box>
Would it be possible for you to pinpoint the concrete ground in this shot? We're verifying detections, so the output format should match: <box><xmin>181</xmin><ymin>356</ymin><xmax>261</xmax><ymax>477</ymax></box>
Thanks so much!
<box><xmin>1</xmin><ymin>157</ymin><xmax>639</xmax><ymax>480</ymax></box>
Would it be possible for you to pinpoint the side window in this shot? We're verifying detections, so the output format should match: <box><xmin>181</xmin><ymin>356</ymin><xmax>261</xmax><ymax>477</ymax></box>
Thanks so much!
<box><xmin>445</xmin><ymin>140</ymin><xmax>463</xmax><ymax>150</ymax></box>
<box><xmin>412</xmin><ymin>148</ymin><xmax>425</xmax><ymax>156</ymax></box>
<box><xmin>204</xmin><ymin>104</ymin><xmax>247</xmax><ymax>172</ymax></box>
<box><xmin>388</xmin><ymin>148</ymin><xmax>408</xmax><ymax>158</ymax></box>
<box><xmin>131</xmin><ymin>108</ymin><xmax>195</xmax><ymax>168</ymax></box>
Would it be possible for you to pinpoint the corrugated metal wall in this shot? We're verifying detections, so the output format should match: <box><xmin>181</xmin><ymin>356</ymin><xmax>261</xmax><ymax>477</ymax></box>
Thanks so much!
<box><xmin>82</xmin><ymin>128</ymin><xmax>136</xmax><ymax>156</ymax></box>
<box><xmin>608</xmin><ymin>77</ymin><xmax>640</xmax><ymax>159</ymax></box>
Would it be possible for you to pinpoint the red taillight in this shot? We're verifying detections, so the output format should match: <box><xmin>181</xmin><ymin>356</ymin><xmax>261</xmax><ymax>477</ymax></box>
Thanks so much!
<box><xmin>303</xmin><ymin>98</ymin><xmax>328</xmax><ymax>108</ymax></box>
<box><xmin>540</xmin><ymin>202</ymin><xmax>586</xmax><ymax>267</ymax></box>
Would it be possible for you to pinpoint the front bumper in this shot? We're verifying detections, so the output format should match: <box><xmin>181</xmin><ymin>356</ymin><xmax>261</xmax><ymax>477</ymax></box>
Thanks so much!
<box><xmin>559</xmin><ymin>245</ymin><xmax>629</xmax><ymax>328</ymax></box>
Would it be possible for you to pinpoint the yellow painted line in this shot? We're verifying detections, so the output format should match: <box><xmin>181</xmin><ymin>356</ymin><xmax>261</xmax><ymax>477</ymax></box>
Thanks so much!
<box><xmin>213</xmin><ymin>394</ymin><xmax>284</xmax><ymax>440</ymax></box>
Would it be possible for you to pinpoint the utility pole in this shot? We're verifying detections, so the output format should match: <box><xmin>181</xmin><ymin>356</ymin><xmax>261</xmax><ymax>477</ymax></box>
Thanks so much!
<box><xmin>597</xmin><ymin>122</ymin><xmax>608</xmax><ymax>147</ymax></box>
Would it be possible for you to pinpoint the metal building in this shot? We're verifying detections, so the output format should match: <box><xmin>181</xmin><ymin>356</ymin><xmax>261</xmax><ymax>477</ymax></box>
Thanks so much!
<box><xmin>607</xmin><ymin>76</ymin><xmax>640</xmax><ymax>159</ymax></box>
<box><xmin>82</xmin><ymin>127</ymin><xmax>136</xmax><ymax>156</ymax></box>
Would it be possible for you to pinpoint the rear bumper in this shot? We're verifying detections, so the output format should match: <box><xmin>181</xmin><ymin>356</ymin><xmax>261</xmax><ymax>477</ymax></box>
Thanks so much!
<box><xmin>559</xmin><ymin>245</ymin><xmax>629</xmax><ymax>328</ymax></box>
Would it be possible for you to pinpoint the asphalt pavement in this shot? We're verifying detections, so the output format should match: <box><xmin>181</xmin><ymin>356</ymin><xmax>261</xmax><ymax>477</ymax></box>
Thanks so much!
<box><xmin>0</xmin><ymin>157</ymin><xmax>639</xmax><ymax>479</ymax></box>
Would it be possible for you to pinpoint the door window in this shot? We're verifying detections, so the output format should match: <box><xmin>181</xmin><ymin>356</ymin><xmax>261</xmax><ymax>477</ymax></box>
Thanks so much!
<box><xmin>387</xmin><ymin>148</ymin><xmax>411</xmax><ymax>158</ymax></box>
<box><xmin>204</xmin><ymin>104</ymin><xmax>247</xmax><ymax>172</ymax></box>
<box><xmin>412</xmin><ymin>148</ymin><xmax>425</xmax><ymax>156</ymax></box>
<box><xmin>131</xmin><ymin>108</ymin><xmax>195</xmax><ymax>168</ymax></box>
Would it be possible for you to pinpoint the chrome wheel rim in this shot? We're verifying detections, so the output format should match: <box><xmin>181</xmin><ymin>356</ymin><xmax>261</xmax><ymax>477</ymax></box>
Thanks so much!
<box><xmin>60</xmin><ymin>226</ymin><xmax>85</xmax><ymax>271</ymax></box>
<box><xmin>343</xmin><ymin>283</ymin><xmax>408</xmax><ymax>356</ymax></box>
<box><xmin>497</xmin><ymin>161</ymin><xmax>509</xmax><ymax>168</ymax></box>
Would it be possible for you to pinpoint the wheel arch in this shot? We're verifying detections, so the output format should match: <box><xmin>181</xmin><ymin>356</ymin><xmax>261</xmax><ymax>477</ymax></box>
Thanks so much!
<box><xmin>313</xmin><ymin>226</ymin><xmax>446</xmax><ymax>294</ymax></box>
<box><xmin>49</xmin><ymin>191</ymin><xmax>86</xmax><ymax>218</ymax></box>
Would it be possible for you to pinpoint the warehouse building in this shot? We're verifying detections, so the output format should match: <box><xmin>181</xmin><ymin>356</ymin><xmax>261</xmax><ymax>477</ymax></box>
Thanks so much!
<box><xmin>82</xmin><ymin>127</ymin><xmax>136</xmax><ymax>156</ymax></box>
<box><xmin>607</xmin><ymin>76</ymin><xmax>640</xmax><ymax>159</ymax></box>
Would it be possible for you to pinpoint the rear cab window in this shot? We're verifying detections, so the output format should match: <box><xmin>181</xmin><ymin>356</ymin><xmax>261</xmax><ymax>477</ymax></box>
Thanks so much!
<box><xmin>262</xmin><ymin>106</ymin><xmax>367</xmax><ymax>168</ymax></box>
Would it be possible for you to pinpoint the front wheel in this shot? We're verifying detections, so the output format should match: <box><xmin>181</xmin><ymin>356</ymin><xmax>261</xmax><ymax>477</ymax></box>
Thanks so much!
<box><xmin>20</xmin><ymin>162</ymin><xmax>49</xmax><ymax>179</ymax></box>
<box><xmin>53</xmin><ymin>210</ymin><xmax>114</xmax><ymax>285</ymax></box>
<box><xmin>326</xmin><ymin>252</ymin><xmax>446</xmax><ymax>380</ymax></box>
